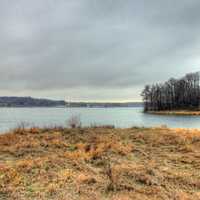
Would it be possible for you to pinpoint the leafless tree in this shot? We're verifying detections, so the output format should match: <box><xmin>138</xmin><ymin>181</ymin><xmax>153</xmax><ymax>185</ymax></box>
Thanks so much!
<box><xmin>141</xmin><ymin>72</ymin><xmax>200</xmax><ymax>111</ymax></box>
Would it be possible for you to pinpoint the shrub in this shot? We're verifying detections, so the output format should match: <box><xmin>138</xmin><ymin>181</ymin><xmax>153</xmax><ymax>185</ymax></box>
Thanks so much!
<box><xmin>67</xmin><ymin>115</ymin><xmax>81</xmax><ymax>128</ymax></box>
<box><xmin>12</xmin><ymin>121</ymin><xmax>29</xmax><ymax>134</ymax></box>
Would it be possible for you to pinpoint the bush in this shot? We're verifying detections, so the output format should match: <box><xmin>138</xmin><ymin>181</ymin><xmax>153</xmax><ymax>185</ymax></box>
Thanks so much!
<box><xmin>67</xmin><ymin>115</ymin><xmax>81</xmax><ymax>128</ymax></box>
<box><xmin>13</xmin><ymin>121</ymin><xmax>29</xmax><ymax>134</ymax></box>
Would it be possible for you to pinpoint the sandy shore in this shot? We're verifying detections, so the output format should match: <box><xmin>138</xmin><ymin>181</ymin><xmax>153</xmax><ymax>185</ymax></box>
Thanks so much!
<box><xmin>147</xmin><ymin>110</ymin><xmax>200</xmax><ymax>116</ymax></box>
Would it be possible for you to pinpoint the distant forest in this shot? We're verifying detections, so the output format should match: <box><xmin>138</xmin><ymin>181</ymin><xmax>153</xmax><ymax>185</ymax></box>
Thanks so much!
<box><xmin>141</xmin><ymin>72</ymin><xmax>200</xmax><ymax>111</ymax></box>
<box><xmin>0</xmin><ymin>97</ymin><xmax>142</xmax><ymax>108</ymax></box>
<box><xmin>0</xmin><ymin>97</ymin><xmax>65</xmax><ymax>107</ymax></box>
<box><xmin>66</xmin><ymin>102</ymin><xmax>142</xmax><ymax>108</ymax></box>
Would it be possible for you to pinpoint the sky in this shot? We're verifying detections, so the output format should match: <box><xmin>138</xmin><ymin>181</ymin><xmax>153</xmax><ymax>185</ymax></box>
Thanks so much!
<box><xmin>0</xmin><ymin>0</ymin><xmax>200</xmax><ymax>102</ymax></box>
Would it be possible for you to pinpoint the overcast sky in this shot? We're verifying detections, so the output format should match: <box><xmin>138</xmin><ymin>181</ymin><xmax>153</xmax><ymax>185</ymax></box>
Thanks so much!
<box><xmin>0</xmin><ymin>0</ymin><xmax>200</xmax><ymax>101</ymax></box>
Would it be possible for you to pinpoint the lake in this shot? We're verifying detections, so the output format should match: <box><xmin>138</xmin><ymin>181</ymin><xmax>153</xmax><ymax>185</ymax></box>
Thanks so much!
<box><xmin>0</xmin><ymin>106</ymin><xmax>200</xmax><ymax>133</ymax></box>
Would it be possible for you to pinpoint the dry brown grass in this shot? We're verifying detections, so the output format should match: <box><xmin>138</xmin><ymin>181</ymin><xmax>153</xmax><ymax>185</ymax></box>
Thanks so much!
<box><xmin>148</xmin><ymin>110</ymin><xmax>200</xmax><ymax>116</ymax></box>
<box><xmin>0</xmin><ymin>127</ymin><xmax>200</xmax><ymax>199</ymax></box>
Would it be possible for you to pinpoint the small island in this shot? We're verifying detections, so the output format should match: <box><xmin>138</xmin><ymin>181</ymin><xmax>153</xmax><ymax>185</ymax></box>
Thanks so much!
<box><xmin>141</xmin><ymin>72</ymin><xmax>200</xmax><ymax>116</ymax></box>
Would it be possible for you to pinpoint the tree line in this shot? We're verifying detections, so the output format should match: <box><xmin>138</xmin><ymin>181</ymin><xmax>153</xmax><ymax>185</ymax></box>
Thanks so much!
<box><xmin>141</xmin><ymin>72</ymin><xmax>200</xmax><ymax>111</ymax></box>
<box><xmin>0</xmin><ymin>97</ymin><xmax>65</xmax><ymax>107</ymax></box>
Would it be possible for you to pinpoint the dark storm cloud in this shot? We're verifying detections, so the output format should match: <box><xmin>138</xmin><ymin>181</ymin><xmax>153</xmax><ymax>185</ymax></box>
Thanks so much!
<box><xmin>0</xmin><ymin>0</ymin><xmax>200</xmax><ymax>100</ymax></box>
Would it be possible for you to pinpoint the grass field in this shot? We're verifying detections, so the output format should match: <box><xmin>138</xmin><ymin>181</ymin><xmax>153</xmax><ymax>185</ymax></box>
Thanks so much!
<box><xmin>1</xmin><ymin>126</ymin><xmax>200</xmax><ymax>200</ymax></box>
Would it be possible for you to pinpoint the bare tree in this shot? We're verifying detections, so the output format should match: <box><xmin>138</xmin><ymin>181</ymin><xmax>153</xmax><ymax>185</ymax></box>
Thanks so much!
<box><xmin>141</xmin><ymin>72</ymin><xmax>200</xmax><ymax>111</ymax></box>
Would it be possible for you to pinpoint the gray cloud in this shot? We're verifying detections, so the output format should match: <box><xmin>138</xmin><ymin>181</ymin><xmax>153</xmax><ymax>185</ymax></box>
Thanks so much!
<box><xmin>0</xmin><ymin>0</ymin><xmax>200</xmax><ymax>101</ymax></box>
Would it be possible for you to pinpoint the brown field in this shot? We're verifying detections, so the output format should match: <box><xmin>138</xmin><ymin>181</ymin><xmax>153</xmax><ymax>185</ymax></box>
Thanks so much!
<box><xmin>147</xmin><ymin>110</ymin><xmax>200</xmax><ymax>116</ymax></box>
<box><xmin>1</xmin><ymin>126</ymin><xmax>200</xmax><ymax>200</ymax></box>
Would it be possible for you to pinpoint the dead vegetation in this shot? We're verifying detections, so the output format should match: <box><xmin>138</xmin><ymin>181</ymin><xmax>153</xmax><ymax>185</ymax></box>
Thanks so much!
<box><xmin>148</xmin><ymin>110</ymin><xmax>200</xmax><ymax>116</ymax></box>
<box><xmin>0</xmin><ymin>127</ymin><xmax>200</xmax><ymax>199</ymax></box>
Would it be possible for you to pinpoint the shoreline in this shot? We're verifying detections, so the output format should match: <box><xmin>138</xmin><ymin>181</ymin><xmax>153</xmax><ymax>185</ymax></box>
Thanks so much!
<box><xmin>146</xmin><ymin>110</ymin><xmax>200</xmax><ymax>116</ymax></box>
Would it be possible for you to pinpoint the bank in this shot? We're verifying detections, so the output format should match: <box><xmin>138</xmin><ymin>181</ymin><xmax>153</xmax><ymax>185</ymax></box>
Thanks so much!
<box><xmin>147</xmin><ymin>110</ymin><xmax>200</xmax><ymax>116</ymax></box>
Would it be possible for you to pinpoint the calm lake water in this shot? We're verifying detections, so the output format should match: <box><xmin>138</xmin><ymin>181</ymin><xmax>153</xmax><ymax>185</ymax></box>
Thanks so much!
<box><xmin>0</xmin><ymin>106</ymin><xmax>200</xmax><ymax>133</ymax></box>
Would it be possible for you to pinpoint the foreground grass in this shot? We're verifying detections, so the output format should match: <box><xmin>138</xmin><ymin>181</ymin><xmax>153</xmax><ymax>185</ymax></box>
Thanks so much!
<box><xmin>1</xmin><ymin>127</ymin><xmax>200</xmax><ymax>200</ymax></box>
<box><xmin>147</xmin><ymin>110</ymin><xmax>200</xmax><ymax>116</ymax></box>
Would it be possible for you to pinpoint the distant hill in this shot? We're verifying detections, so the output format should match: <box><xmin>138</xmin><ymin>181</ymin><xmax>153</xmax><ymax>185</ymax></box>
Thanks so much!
<box><xmin>0</xmin><ymin>97</ymin><xmax>65</xmax><ymax>107</ymax></box>
<box><xmin>65</xmin><ymin>102</ymin><xmax>143</xmax><ymax>108</ymax></box>
<box><xmin>0</xmin><ymin>97</ymin><xmax>142</xmax><ymax>108</ymax></box>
